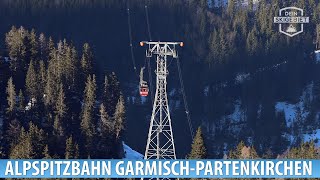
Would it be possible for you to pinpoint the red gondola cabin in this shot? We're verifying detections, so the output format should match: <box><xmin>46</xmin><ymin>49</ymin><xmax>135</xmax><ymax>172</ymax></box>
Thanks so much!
<box><xmin>140</xmin><ymin>85</ymin><xmax>149</xmax><ymax>96</ymax></box>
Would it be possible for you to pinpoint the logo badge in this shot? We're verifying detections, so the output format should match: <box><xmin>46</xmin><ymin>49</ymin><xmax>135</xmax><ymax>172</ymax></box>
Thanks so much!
<box><xmin>274</xmin><ymin>7</ymin><xmax>309</xmax><ymax>37</ymax></box>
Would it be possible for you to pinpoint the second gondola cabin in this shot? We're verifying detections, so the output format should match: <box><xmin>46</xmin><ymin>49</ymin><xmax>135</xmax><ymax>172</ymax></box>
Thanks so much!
<box><xmin>140</xmin><ymin>84</ymin><xmax>149</xmax><ymax>96</ymax></box>
<box><xmin>139</xmin><ymin>67</ymin><xmax>149</xmax><ymax>96</ymax></box>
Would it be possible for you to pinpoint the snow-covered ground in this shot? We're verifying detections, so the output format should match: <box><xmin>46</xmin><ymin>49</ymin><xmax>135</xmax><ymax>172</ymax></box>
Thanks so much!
<box><xmin>275</xmin><ymin>83</ymin><xmax>320</xmax><ymax>146</ymax></box>
<box><xmin>304</xmin><ymin>129</ymin><xmax>320</xmax><ymax>146</ymax></box>
<box><xmin>275</xmin><ymin>102</ymin><xmax>308</xmax><ymax>127</ymax></box>
<box><xmin>123</xmin><ymin>142</ymin><xmax>143</xmax><ymax>159</ymax></box>
<box><xmin>235</xmin><ymin>73</ymin><xmax>250</xmax><ymax>84</ymax></box>
<box><xmin>210</xmin><ymin>0</ymin><xmax>260</xmax><ymax>8</ymax></box>
<box><xmin>275</xmin><ymin>83</ymin><xmax>313</xmax><ymax>127</ymax></box>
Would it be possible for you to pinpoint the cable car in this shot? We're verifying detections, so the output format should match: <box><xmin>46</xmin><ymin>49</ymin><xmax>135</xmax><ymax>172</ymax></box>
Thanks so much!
<box><xmin>140</xmin><ymin>82</ymin><xmax>149</xmax><ymax>97</ymax></box>
<box><xmin>139</xmin><ymin>67</ymin><xmax>149</xmax><ymax>96</ymax></box>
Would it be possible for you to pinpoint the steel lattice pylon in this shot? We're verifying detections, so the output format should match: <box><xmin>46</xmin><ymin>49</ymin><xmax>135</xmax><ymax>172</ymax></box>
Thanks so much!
<box><xmin>140</xmin><ymin>41</ymin><xmax>183</xmax><ymax>161</ymax></box>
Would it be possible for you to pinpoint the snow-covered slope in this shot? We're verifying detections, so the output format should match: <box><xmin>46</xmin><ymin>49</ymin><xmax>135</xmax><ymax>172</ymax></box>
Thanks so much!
<box><xmin>275</xmin><ymin>83</ymin><xmax>313</xmax><ymax>128</ymax></box>
<box><xmin>274</xmin><ymin>83</ymin><xmax>320</xmax><ymax>146</ymax></box>
<box><xmin>275</xmin><ymin>102</ymin><xmax>309</xmax><ymax>127</ymax></box>
<box><xmin>304</xmin><ymin>130</ymin><xmax>320</xmax><ymax>146</ymax></box>
<box><xmin>123</xmin><ymin>142</ymin><xmax>143</xmax><ymax>159</ymax></box>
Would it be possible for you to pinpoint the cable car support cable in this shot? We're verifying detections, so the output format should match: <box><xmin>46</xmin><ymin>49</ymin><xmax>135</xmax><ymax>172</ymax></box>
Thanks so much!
<box><xmin>144</xmin><ymin>3</ymin><xmax>154</xmax><ymax>103</ymax></box>
<box><xmin>177</xmin><ymin>56</ymin><xmax>195</xmax><ymax>139</ymax></box>
<box><xmin>147</xmin><ymin>57</ymin><xmax>154</xmax><ymax>103</ymax></box>
<box><xmin>145</xmin><ymin>4</ymin><xmax>152</xmax><ymax>41</ymax></box>
<box><xmin>127</xmin><ymin>3</ymin><xmax>138</xmax><ymax>74</ymax></box>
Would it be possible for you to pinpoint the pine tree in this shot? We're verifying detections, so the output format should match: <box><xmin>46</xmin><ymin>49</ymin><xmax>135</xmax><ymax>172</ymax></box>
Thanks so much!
<box><xmin>107</xmin><ymin>72</ymin><xmax>121</xmax><ymax>115</ymax></box>
<box><xmin>6</xmin><ymin>77</ymin><xmax>16</xmax><ymax>113</ymax></box>
<box><xmin>249</xmin><ymin>146</ymin><xmax>259</xmax><ymax>159</ymax></box>
<box><xmin>114</xmin><ymin>95</ymin><xmax>125</xmax><ymax>139</ymax></box>
<box><xmin>10</xmin><ymin>122</ymin><xmax>46</xmax><ymax>159</ymax></box>
<box><xmin>53</xmin><ymin>115</ymin><xmax>64</xmax><ymax>137</ymax></box>
<box><xmin>98</xmin><ymin>103</ymin><xmax>115</xmax><ymax>158</ymax></box>
<box><xmin>100</xmin><ymin>103</ymin><xmax>113</xmax><ymax>135</ymax></box>
<box><xmin>55</xmin><ymin>84</ymin><xmax>67</xmax><ymax>118</ymax></box>
<box><xmin>9</xmin><ymin>136</ymin><xmax>34</xmax><ymax>159</ymax></box>
<box><xmin>5</xmin><ymin>26</ymin><xmax>27</xmax><ymax>72</ymax></box>
<box><xmin>248</xmin><ymin>0</ymin><xmax>253</xmax><ymax>11</ymax></box>
<box><xmin>42</xmin><ymin>145</ymin><xmax>51</xmax><ymax>159</ymax></box>
<box><xmin>44</xmin><ymin>65</ymin><xmax>56</xmax><ymax>107</ymax></box>
<box><xmin>297</xmin><ymin>0</ymin><xmax>306</xmax><ymax>10</ymax></box>
<box><xmin>70</xmin><ymin>46</ymin><xmax>79</xmax><ymax>89</ymax></box>
<box><xmin>29</xmin><ymin>29</ymin><xmax>38</xmax><ymax>61</ymax></box>
<box><xmin>25</xmin><ymin>60</ymin><xmax>38</xmax><ymax>98</ymax></box>
<box><xmin>56</xmin><ymin>40</ymin><xmax>64</xmax><ymax>80</ymax></box>
<box><xmin>47</xmin><ymin>37</ymin><xmax>55</xmax><ymax>61</ymax></box>
<box><xmin>18</xmin><ymin>89</ymin><xmax>25</xmax><ymax>112</ymax></box>
<box><xmin>188</xmin><ymin>127</ymin><xmax>207</xmax><ymax>159</ymax></box>
<box><xmin>227</xmin><ymin>0</ymin><xmax>236</xmax><ymax>18</ymax></box>
<box><xmin>229</xmin><ymin>141</ymin><xmax>245</xmax><ymax>158</ymax></box>
<box><xmin>316</xmin><ymin>24</ymin><xmax>320</xmax><ymax>49</ymax></box>
<box><xmin>81</xmin><ymin>75</ymin><xmax>97</xmax><ymax>136</ymax></box>
<box><xmin>197</xmin><ymin>0</ymin><xmax>208</xmax><ymax>36</ymax></box>
<box><xmin>65</xmin><ymin>136</ymin><xmax>77</xmax><ymax>159</ymax></box>
<box><xmin>240</xmin><ymin>11</ymin><xmax>249</xmax><ymax>36</ymax></box>
<box><xmin>80</xmin><ymin>43</ymin><xmax>93</xmax><ymax>78</ymax></box>
<box><xmin>313</xmin><ymin>4</ymin><xmax>320</xmax><ymax>24</ymax></box>
<box><xmin>219</xmin><ymin>28</ymin><xmax>228</xmax><ymax>62</ymax></box>
<box><xmin>74</xmin><ymin>143</ymin><xmax>80</xmax><ymax>159</ymax></box>
<box><xmin>38</xmin><ymin>33</ymin><xmax>47</xmax><ymax>60</ymax></box>
<box><xmin>28</xmin><ymin>122</ymin><xmax>46</xmax><ymax>158</ymax></box>
<box><xmin>81</xmin><ymin>74</ymin><xmax>97</xmax><ymax>154</ymax></box>
<box><xmin>207</xmin><ymin>29</ymin><xmax>220</xmax><ymax>66</ymax></box>
<box><xmin>64</xmin><ymin>45</ymin><xmax>78</xmax><ymax>89</ymax></box>
<box><xmin>38</xmin><ymin>60</ymin><xmax>47</xmax><ymax>96</ymax></box>
<box><xmin>287</xmin><ymin>142</ymin><xmax>317</xmax><ymax>159</ymax></box>
<box><xmin>246</xmin><ymin>29</ymin><xmax>258</xmax><ymax>56</ymax></box>
<box><xmin>103</xmin><ymin>75</ymin><xmax>110</xmax><ymax>107</ymax></box>
<box><xmin>6</xmin><ymin>119</ymin><xmax>22</xmax><ymax>147</ymax></box>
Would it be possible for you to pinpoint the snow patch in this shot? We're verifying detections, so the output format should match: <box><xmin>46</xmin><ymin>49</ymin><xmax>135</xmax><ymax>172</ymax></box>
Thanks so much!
<box><xmin>303</xmin><ymin>129</ymin><xmax>320</xmax><ymax>146</ymax></box>
<box><xmin>25</xmin><ymin>98</ymin><xmax>37</xmax><ymax>111</ymax></box>
<box><xmin>227</xmin><ymin>100</ymin><xmax>243</xmax><ymax>122</ymax></box>
<box><xmin>257</xmin><ymin>104</ymin><xmax>262</xmax><ymax>119</ymax></box>
<box><xmin>4</xmin><ymin>57</ymin><xmax>10</xmax><ymax>63</ymax></box>
<box><xmin>275</xmin><ymin>102</ymin><xmax>309</xmax><ymax>127</ymax></box>
<box><xmin>235</xmin><ymin>73</ymin><xmax>250</xmax><ymax>84</ymax></box>
<box><xmin>275</xmin><ymin>83</ymin><xmax>313</xmax><ymax>127</ymax></box>
<box><xmin>123</xmin><ymin>142</ymin><xmax>143</xmax><ymax>159</ymax></box>
<box><xmin>247</xmin><ymin>137</ymin><xmax>253</xmax><ymax>146</ymax></box>
<box><xmin>275</xmin><ymin>102</ymin><xmax>297</xmax><ymax>127</ymax></box>
<box><xmin>223</xmin><ymin>143</ymin><xmax>228</xmax><ymax>155</ymax></box>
